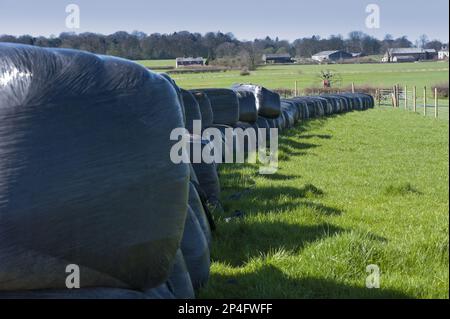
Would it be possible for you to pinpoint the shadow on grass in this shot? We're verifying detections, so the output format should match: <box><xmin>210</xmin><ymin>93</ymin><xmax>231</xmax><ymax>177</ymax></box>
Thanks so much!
<box><xmin>212</xmin><ymin>222</ymin><xmax>345</xmax><ymax>267</ymax></box>
<box><xmin>201</xmin><ymin>265</ymin><xmax>412</xmax><ymax>299</ymax></box>
<box><xmin>224</xmin><ymin>185</ymin><xmax>340</xmax><ymax>216</ymax></box>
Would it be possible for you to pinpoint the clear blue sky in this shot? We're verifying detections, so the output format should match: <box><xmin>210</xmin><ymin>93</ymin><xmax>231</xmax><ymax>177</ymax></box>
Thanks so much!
<box><xmin>0</xmin><ymin>0</ymin><xmax>448</xmax><ymax>42</ymax></box>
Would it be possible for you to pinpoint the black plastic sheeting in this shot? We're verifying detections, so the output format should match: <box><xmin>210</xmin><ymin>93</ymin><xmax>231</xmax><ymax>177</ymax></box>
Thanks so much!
<box><xmin>188</xmin><ymin>136</ymin><xmax>221</xmax><ymax>206</ymax></box>
<box><xmin>281</xmin><ymin>100</ymin><xmax>300</xmax><ymax>122</ymax></box>
<box><xmin>0</xmin><ymin>44</ymin><xmax>189</xmax><ymax>291</ymax></box>
<box><xmin>181</xmin><ymin>89</ymin><xmax>202</xmax><ymax>133</ymax></box>
<box><xmin>254</xmin><ymin>117</ymin><xmax>271</xmax><ymax>141</ymax></box>
<box><xmin>160</xmin><ymin>73</ymin><xmax>186</xmax><ymax>123</ymax></box>
<box><xmin>188</xmin><ymin>182</ymin><xmax>212</xmax><ymax>248</ymax></box>
<box><xmin>167</xmin><ymin>249</ymin><xmax>195</xmax><ymax>299</ymax></box>
<box><xmin>190</xmin><ymin>90</ymin><xmax>214</xmax><ymax>128</ymax></box>
<box><xmin>207</xmin><ymin>124</ymin><xmax>242</xmax><ymax>162</ymax></box>
<box><xmin>235</xmin><ymin>90</ymin><xmax>258</xmax><ymax>123</ymax></box>
<box><xmin>284</xmin><ymin>93</ymin><xmax>374</xmax><ymax>121</ymax></box>
<box><xmin>232</xmin><ymin>84</ymin><xmax>281</xmax><ymax>118</ymax></box>
<box><xmin>281</xmin><ymin>102</ymin><xmax>296</xmax><ymax>128</ymax></box>
<box><xmin>0</xmin><ymin>288</ymin><xmax>153</xmax><ymax>299</ymax></box>
<box><xmin>181</xmin><ymin>206</ymin><xmax>210</xmax><ymax>290</ymax></box>
<box><xmin>195</xmin><ymin>89</ymin><xmax>239</xmax><ymax>126</ymax></box>
<box><xmin>234</xmin><ymin>121</ymin><xmax>257</xmax><ymax>155</ymax></box>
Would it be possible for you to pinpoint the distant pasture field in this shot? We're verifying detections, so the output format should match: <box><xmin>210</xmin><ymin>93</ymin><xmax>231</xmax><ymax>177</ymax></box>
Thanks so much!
<box><xmin>136</xmin><ymin>60</ymin><xmax>449</xmax><ymax>92</ymax></box>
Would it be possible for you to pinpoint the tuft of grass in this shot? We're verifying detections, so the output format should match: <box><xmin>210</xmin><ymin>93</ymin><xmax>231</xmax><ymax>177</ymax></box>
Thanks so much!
<box><xmin>383</xmin><ymin>183</ymin><xmax>422</xmax><ymax>196</ymax></box>
<box><xmin>199</xmin><ymin>107</ymin><xmax>449</xmax><ymax>299</ymax></box>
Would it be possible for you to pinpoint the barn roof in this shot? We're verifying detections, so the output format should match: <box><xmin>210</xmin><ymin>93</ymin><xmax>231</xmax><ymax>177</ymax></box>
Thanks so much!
<box><xmin>176</xmin><ymin>57</ymin><xmax>204</xmax><ymax>62</ymax></box>
<box><xmin>312</xmin><ymin>50</ymin><xmax>340</xmax><ymax>57</ymax></box>
<box><xmin>263</xmin><ymin>53</ymin><xmax>291</xmax><ymax>59</ymax></box>
<box><xmin>388</xmin><ymin>48</ymin><xmax>436</xmax><ymax>55</ymax></box>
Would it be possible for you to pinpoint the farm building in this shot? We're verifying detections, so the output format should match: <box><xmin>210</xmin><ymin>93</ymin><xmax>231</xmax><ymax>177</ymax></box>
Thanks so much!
<box><xmin>175</xmin><ymin>57</ymin><xmax>205</xmax><ymax>68</ymax></box>
<box><xmin>438</xmin><ymin>47</ymin><xmax>449</xmax><ymax>60</ymax></box>
<box><xmin>311</xmin><ymin>50</ymin><xmax>353</xmax><ymax>62</ymax></box>
<box><xmin>262</xmin><ymin>53</ymin><xmax>293</xmax><ymax>64</ymax></box>
<box><xmin>382</xmin><ymin>48</ymin><xmax>437</xmax><ymax>63</ymax></box>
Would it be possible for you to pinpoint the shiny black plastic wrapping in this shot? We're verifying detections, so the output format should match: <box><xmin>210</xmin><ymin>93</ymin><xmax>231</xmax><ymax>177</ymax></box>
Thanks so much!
<box><xmin>0</xmin><ymin>44</ymin><xmax>189</xmax><ymax>292</ymax></box>
<box><xmin>235</xmin><ymin>90</ymin><xmax>258</xmax><ymax>123</ymax></box>
<box><xmin>190</xmin><ymin>90</ymin><xmax>214</xmax><ymax>128</ymax></box>
<box><xmin>181</xmin><ymin>206</ymin><xmax>210</xmax><ymax>290</ymax></box>
<box><xmin>231</xmin><ymin>84</ymin><xmax>281</xmax><ymax>118</ymax></box>
<box><xmin>195</xmin><ymin>89</ymin><xmax>239</xmax><ymax>126</ymax></box>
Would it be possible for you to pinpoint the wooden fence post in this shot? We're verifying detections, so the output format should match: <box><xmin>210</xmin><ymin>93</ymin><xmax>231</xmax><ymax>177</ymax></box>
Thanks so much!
<box><xmin>413</xmin><ymin>86</ymin><xmax>417</xmax><ymax>112</ymax></box>
<box><xmin>435</xmin><ymin>87</ymin><xmax>438</xmax><ymax>119</ymax></box>
<box><xmin>423</xmin><ymin>86</ymin><xmax>427</xmax><ymax>116</ymax></box>
<box><xmin>294</xmin><ymin>80</ymin><xmax>298</xmax><ymax>97</ymax></box>
<box><xmin>392</xmin><ymin>85</ymin><xmax>396</xmax><ymax>107</ymax></box>
<box><xmin>351</xmin><ymin>82</ymin><xmax>355</xmax><ymax>93</ymax></box>
<box><xmin>404</xmin><ymin>85</ymin><xmax>408</xmax><ymax>110</ymax></box>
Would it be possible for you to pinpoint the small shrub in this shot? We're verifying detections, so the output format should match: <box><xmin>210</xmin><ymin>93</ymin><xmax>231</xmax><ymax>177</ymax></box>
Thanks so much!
<box><xmin>240</xmin><ymin>68</ymin><xmax>251</xmax><ymax>76</ymax></box>
<box><xmin>432</xmin><ymin>82</ymin><xmax>449</xmax><ymax>98</ymax></box>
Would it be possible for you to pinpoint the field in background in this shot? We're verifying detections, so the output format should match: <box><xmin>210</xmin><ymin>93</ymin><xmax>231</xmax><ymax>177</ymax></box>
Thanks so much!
<box><xmin>136</xmin><ymin>60</ymin><xmax>449</xmax><ymax>92</ymax></box>
<box><xmin>200</xmin><ymin>108</ymin><xmax>449</xmax><ymax>298</ymax></box>
<box><xmin>136</xmin><ymin>59</ymin><xmax>174</xmax><ymax>69</ymax></box>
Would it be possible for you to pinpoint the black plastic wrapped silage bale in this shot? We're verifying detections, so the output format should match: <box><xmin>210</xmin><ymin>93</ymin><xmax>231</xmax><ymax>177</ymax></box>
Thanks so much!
<box><xmin>232</xmin><ymin>84</ymin><xmax>281</xmax><ymax>118</ymax></box>
<box><xmin>0</xmin><ymin>43</ymin><xmax>189</xmax><ymax>292</ymax></box>
<box><xmin>195</xmin><ymin>89</ymin><xmax>239</xmax><ymax>126</ymax></box>
<box><xmin>235</xmin><ymin>90</ymin><xmax>258</xmax><ymax>123</ymax></box>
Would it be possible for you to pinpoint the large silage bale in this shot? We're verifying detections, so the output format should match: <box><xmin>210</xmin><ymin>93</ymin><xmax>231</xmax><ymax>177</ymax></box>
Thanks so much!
<box><xmin>0</xmin><ymin>44</ymin><xmax>189</xmax><ymax>292</ymax></box>
<box><xmin>181</xmin><ymin>89</ymin><xmax>202</xmax><ymax>133</ymax></box>
<box><xmin>235</xmin><ymin>90</ymin><xmax>258</xmax><ymax>123</ymax></box>
<box><xmin>195</xmin><ymin>89</ymin><xmax>239</xmax><ymax>126</ymax></box>
<box><xmin>190</xmin><ymin>90</ymin><xmax>214</xmax><ymax>127</ymax></box>
<box><xmin>181</xmin><ymin>206</ymin><xmax>210</xmax><ymax>290</ymax></box>
<box><xmin>232</xmin><ymin>84</ymin><xmax>281</xmax><ymax>118</ymax></box>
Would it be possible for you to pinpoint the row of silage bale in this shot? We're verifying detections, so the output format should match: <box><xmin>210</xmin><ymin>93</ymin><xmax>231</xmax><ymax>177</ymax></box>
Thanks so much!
<box><xmin>0</xmin><ymin>43</ymin><xmax>374</xmax><ymax>300</ymax></box>
<box><xmin>0</xmin><ymin>43</ymin><xmax>202</xmax><ymax>299</ymax></box>
<box><xmin>159</xmin><ymin>86</ymin><xmax>374</xmax><ymax>298</ymax></box>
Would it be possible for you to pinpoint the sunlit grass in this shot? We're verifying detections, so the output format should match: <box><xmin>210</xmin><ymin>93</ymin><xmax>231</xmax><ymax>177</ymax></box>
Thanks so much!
<box><xmin>199</xmin><ymin>107</ymin><xmax>449</xmax><ymax>299</ymax></box>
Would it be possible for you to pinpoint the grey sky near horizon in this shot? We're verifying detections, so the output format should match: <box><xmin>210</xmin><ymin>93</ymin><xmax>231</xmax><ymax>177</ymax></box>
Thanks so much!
<box><xmin>0</xmin><ymin>0</ymin><xmax>448</xmax><ymax>42</ymax></box>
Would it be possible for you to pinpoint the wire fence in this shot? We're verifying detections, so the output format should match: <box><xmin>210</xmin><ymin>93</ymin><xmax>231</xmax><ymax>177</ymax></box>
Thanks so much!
<box><xmin>376</xmin><ymin>86</ymin><xmax>449</xmax><ymax>121</ymax></box>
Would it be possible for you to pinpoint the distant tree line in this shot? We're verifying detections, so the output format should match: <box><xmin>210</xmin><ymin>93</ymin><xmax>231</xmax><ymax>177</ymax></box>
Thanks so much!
<box><xmin>0</xmin><ymin>30</ymin><xmax>446</xmax><ymax>63</ymax></box>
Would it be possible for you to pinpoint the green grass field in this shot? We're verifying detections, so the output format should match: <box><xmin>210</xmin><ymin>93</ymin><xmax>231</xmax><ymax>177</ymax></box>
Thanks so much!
<box><xmin>136</xmin><ymin>59</ymin><xmax>174</xmax><ymax>68</ymax></box>
<box><xmin>137</xmin><ymin>60</ymin><xmax>449</xmax><ymax>92</ymax></box>
<box><xmin>199</xmin><ymin>108</ymin><xmax>449</xmax><ymax>299</ymax></box>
